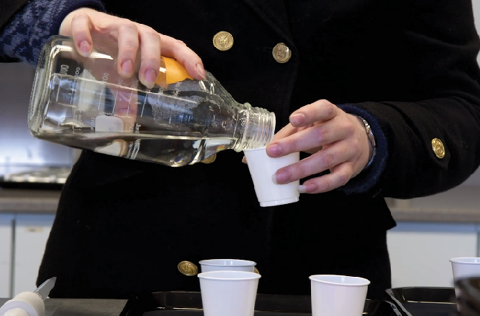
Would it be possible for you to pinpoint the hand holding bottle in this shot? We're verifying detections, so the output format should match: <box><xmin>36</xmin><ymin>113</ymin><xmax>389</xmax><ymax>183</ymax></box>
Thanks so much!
<box><xmin>266</xmin><ymin>99</ymin><xmax>372</xmax><ymax>194</ymax></box>
<box><xmin>29</xmin><ymin>36</ymin><xmax>275</xmax><ymax>167</ymax></box>
<box><xmin>59</xmin><ymin>8</ymin><xmax>206</xmax><ymax>88</ymax></box>
<box><xmin>57</xmin><ymin>7</ymin><xmax>208</xmax><ymax>156</ymax></box>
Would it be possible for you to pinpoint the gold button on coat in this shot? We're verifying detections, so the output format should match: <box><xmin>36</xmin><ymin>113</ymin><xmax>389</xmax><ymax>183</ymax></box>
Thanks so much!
<box><xmin>272</xmin><ymin>43</ymin><xmax>292</xmax><ymax>63</ymax></box>
<box><xmin>431</xmin><ymin>138</ymin><xmax>446</xmax><ymax>159</ymax></box>
<box><xmin>213</xmin><ymin>31</ymin><xmax>234</xmax><ymax>51</ymax></box>
<box><xmin>177</xmin><ymin>261</ymin><xmax>198</xmax><ymax>276</ymax></box>
<box><xmin>201</xmin><ymin>154</ymin><xmax>217</xmax><ymax>164</ymax></box>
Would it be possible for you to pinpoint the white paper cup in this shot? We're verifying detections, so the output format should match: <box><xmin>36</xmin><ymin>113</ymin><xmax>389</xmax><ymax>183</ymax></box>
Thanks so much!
<box><xmin>199</xmin><ymin>259</ymin><xmax>256</xmax><ymax>272</ymax></box>
<box><xmin>450</xmin><ymin>257</ymin><xmax>480</xmax><ymax>311</ymax></box>
<box><xmin>198</xmin><ymin>271</ymin><xmax>261</xmax><ymax>316</ymax></box>
<box><xmin>309</xmin><ymin>274</ymin><xmax>370</xmax><ymax>316</ymax></box>
<box><xmin>243</xmin><ymin>147</ymin><xmax>300</xmax><ymax>207</ymax></box>
<box><xmin>450</xmin><ymin>257</ymin><xmax>480</xmax><ymax>281</ymax></box>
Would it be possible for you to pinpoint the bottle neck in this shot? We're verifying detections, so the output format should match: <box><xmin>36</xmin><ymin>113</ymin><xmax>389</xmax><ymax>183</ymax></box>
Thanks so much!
<box><xmin>232</xmin><ymin>103</ymin><xmax>276</xmax><ymax>152</ymax></box>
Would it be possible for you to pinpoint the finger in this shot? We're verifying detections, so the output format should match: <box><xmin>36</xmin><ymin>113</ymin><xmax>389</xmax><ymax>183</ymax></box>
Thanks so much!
<box><xmin>298</xmin><ymin>163</ymin><xmax>354</xmax><ymax>194</ymax></box>
<box><xmin>137</xmin><ymin>25</ymin><xmax>162</xmax><ymax>88</ymax></box>
<box><xmin>267</xmin><ymin>124</ymin><xmax>298</xmax><ymax>156</ymax></box>
<box><xmin>274</xmin><ymin>138</ymin><xmax>355</xmax><ymax>184</ymax></box>
<box><xmin>268</xmin><ymin>120</ymin><xmax>345</xmax><ymax>157</ymax></box>
<box><xmin>68</xmin><ymin>11</ymin><xmax>94</xmax><ymax>57</ymax></box>
<box><xmin>271</xmin><ymin>123</ymin><xmax>298</xmax><ymax>142</ymax></box>
<box><xmin>115</xmin><ymin>21</ymin><xmax>140</xmax><ymax>79</ymax></box>
<box><xmin>160</xmin><ymin>34</ymin><xmax>206</xmax><ymax>80</ymax></box>
<box><xmin>290</xmin><ymin>99</ymin><xmax>339</xmax><ymax>127</ymax></box>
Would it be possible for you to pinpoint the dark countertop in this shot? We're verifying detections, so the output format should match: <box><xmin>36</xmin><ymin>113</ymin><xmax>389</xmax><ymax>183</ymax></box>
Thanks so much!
<box><xmin>0</xmin><ymin>188</ymin><xmax>60</xmax><ymax>214</ymax></box>
<box><xmin>0</xmin><ymin>298</ymin><xmax>129</xmax><ymax>316</ymax></box>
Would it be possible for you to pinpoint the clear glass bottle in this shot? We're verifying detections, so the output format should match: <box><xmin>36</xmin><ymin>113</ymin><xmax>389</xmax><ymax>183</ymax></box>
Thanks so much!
<box><xmin>28</xmin><ymin>35</ymin><xmax>275</xmax><ymax>167</ymax></box>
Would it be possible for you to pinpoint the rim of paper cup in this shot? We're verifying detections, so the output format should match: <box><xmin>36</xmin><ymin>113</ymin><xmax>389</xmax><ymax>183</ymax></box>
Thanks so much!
<box><xmin>309</xmin><ymin>274</ymin><xmax>370</xmax><ymax>286</ymax></box>
<box><xmin>450</xmin><ymin>257</ymin><xmax>480</xmax><ymax>264</ymax></box>
<box><xmin>243</xmin><ymin>146</ymin><xmax>267</xmax><ymax>153</ymax></box>
<box><xmin>260</xmin><ymin>197</ymin><xmax>299</xmax><ymax>207</ymax></box>
<box><xmin>198</xmin><ymin>270</ymin><xmax>261</xmax><ymax>280</ymax></box>
<box><xmin>199</xmin><ymin>259</ymin><xmax>256</xmax><ymax>267</ymax></box>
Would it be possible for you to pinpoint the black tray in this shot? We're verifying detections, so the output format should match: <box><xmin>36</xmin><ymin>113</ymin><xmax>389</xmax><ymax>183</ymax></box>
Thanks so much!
<box><xmin>0</xmin><ymin>298</ymin><xmax>129</xmax><ymax>316</ymax></box>
<box><xmin>121</xmin><ymin>291</ymin><xmax>404</xmax><ymax>316</ymax></box>
<box><xmin>385</xmin><ymin>287</ymin><xmax>458</xmax><ymax>316</ymax></box>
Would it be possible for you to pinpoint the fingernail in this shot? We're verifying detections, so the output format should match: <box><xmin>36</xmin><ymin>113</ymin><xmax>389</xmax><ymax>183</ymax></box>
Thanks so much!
<box><xmin>290</xmin><ymin>113</ymin><xmax>305</xmax><ymax>126</ymax></box>
<box><xmin>297</xmin><ymin>185</ymin><xmax>307</xmax><ymax>193</ymax></box>
<box><xmin>272</xmin><ymin>174</ymin><xmax>278</xmax><ymax>184</ymax></box>
<box><xmin>298</xmin><ymin>183</ymin><xmax>317</xmax><ymax>193</ymax></box>
<box><xmin>144</xmin><ymin>69</ymin><xmax>157</xmax><ymax>86</ymax></box>
<box><xmin>121</xmin><ymin>60</ymin><xmax>133</xmax><ymax>76</ymax></box>
<box><xmin>196</xmin><ymin>63</ymin><xmax>206</xmax><ymax>80</ymax></box>
<box><xmin>79</xmin><ymin>40</ymin><xmax>90</xmax><ymax>56</ymax></box>
<box><xmin>266</xmin><ymin>144</ymin><xmax>282</xmax><ymax>157</ymax></box>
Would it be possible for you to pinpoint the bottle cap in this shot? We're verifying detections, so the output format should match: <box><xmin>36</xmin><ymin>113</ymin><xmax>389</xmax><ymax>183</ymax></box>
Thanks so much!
<box><xmin>156</xmin><ymin>57</ymin><xmax>193</xmax><ymax>87</ymax></box>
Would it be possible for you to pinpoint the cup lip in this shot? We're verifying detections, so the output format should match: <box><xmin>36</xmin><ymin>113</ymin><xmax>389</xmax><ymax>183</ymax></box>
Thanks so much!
<box><xmin>309</xmin><ymin>274</ymin><xmax>370</xmax><ymax>286</ymax></box>
<box><xmin>450</xmin><ymin>257</ymin><xmax>480</xmax><ymax>264</ymax></box>
<box><xmin>199</xmin><ymin>259</ymin><xmax>256</xmax><ymax>267</ymax></box>
<box><xmin>243</xmin><ymin>146</ymin><xmax>267</xmax><ymax>153</ymax></box>
<box><xmin>197</xmin><ymin>270</ymin><xmax>261</xmax><ymax>280</ymax></box>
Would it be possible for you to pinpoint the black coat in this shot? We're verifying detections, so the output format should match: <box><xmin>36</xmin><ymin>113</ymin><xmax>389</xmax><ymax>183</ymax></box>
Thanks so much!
<box><xmin>37</xmin><ymin>0</ymin><xmax>480</xmax><ymax>300</ymax></box>
<box><xmin>0</xmin><ymin>0</ymin><xmax>28</xmax><ymax>61</ymax></box>
<box><xmin>0</xmin><ymin>0</ymin><xmax>28</xmax><ymax>30</ymax></box>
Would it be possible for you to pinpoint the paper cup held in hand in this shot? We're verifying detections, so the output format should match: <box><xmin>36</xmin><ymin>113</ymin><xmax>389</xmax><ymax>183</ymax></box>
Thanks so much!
<box><xmin>243</xmin><ymin>147</ymin><xmax>300</xmax><ymax>207</ymax></box>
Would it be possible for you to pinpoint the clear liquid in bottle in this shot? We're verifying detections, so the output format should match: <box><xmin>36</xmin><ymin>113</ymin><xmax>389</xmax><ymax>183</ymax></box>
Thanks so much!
<box><xmin>28</xmin><ymin>36</ymin><xmax>275</xmax><ymax>167</ymax></box>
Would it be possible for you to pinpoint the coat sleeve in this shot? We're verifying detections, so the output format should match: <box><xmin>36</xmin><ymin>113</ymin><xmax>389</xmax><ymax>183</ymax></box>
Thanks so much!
<box><xmin>0</xmin><ymin>0</ymin><xmax>29</xmax><ymax>62</ymax></box>
<box><xmin>0</xmin><ymin>0</ymin><xmax>105</xmax><ymax>64</ymax></box>
<box><xmin>339</xmin><ymin>0</ymin><xmax>480</xmax><ymax>199</ymax></box>
<box><xmin>0</xmin><ymin>0</ymin><xmax>29</xmax><ymax>31</ymax></box>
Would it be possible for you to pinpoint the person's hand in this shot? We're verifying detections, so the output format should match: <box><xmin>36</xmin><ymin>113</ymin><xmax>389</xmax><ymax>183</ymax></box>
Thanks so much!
<box><xmin>59</xmin><ymin>8</ymin><xmax>206</xmax><ymax>88</ymax></box>
<box><xmin>266</xmin><ymin>99</ymin><xmax>372</xmax><ymax>194</ymax></box>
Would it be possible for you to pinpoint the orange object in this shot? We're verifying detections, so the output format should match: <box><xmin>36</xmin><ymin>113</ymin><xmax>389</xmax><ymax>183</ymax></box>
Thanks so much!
<box><xmin>155</xmin><ymin>57</ymin><xmax>193</xmax><ymax>86</ymax></box>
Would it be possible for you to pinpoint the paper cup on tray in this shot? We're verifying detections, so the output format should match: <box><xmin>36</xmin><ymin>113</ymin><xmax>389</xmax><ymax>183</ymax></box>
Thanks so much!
<box><xmin>199</xmin><ymin>259</ymin><xmax>256</xmax><ymax>272</ymax></box>
<box><xmin>310</xmin><ymin>274</ymin><xmax>370</xmax><ymax>316</ymax></box>
<box><xmin>198</xmin><ymin>270</ymin><xmax>261</xmax><ymax>316</ymax></box>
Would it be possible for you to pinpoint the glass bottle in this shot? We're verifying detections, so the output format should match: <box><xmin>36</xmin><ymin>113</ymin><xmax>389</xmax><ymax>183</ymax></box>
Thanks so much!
<box><xmin>28</xmin><ymin>35</ymin><xmax>275</xmax><ymax>167</ymax></box>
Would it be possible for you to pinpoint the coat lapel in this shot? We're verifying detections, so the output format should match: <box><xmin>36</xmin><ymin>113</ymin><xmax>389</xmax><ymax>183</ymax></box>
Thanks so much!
<box><xmin>242</xmin><ymin>0</ymin><xmax>292</xmax><ymax>40</ymax></box>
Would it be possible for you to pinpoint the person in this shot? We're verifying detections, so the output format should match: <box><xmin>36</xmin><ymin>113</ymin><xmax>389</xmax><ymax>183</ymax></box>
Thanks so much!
<box><xmin>2</xmin><ymin>0</ymin><xmax>480</xmax><ymax>301</ymax></box>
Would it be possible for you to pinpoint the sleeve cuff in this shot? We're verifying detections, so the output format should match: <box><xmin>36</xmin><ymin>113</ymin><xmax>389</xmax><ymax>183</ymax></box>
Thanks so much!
<box><xmin>337</xmin><ymin>104</ymin><xmax>389</xmax><ymax>195</ymax></box>
<box><xmin>0</xmin><ymin>0</ymin><xmax>106</xmax><ymax>64</ymax></box>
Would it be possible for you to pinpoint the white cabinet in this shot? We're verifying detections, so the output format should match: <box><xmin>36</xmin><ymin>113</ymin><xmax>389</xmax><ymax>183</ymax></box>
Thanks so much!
<box><xmin>387</xmin><ymin>222</ymin><xmax>479</xmax><ymax>288</ymax></box>
<box><xmin>0</xmin><ymin>214</ymin><xmax>13</xmax><ymax>298</ymax></box>
<box><xmin>13</xmin><ymin>214</ymin><xmax>54</xmax><ymax>295</ymax></box>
